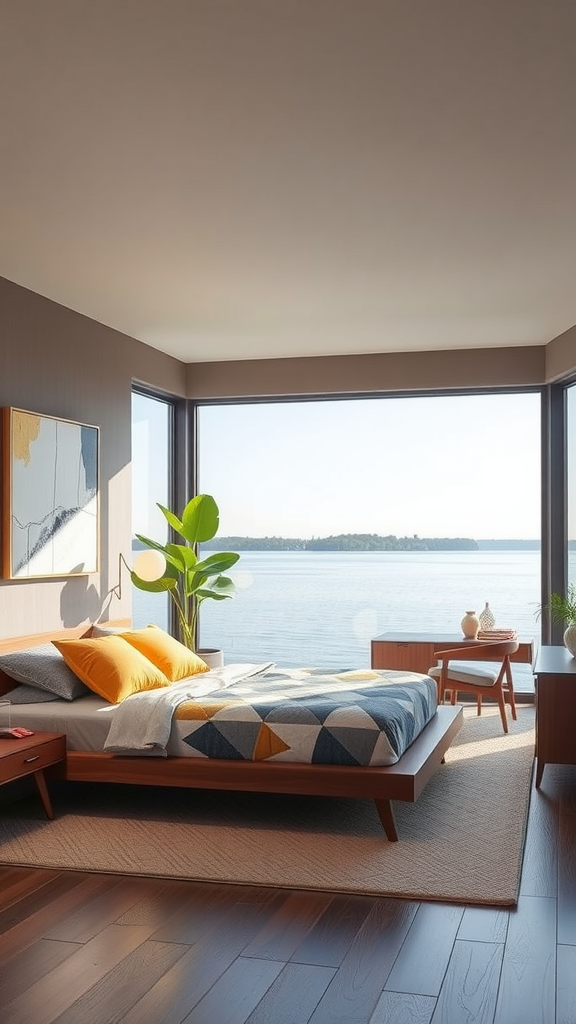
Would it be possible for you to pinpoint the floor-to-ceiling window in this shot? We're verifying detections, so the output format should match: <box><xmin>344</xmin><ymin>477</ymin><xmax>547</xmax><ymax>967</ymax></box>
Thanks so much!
<box><xmin>131</xmin><ymin>389</ymin><xmax>174</xmax><ymax>631</ymax></box>
<box><xmin>195</xmin><ymin>390</ymin><xmax>541</xmax><ymax>689</ymax></box>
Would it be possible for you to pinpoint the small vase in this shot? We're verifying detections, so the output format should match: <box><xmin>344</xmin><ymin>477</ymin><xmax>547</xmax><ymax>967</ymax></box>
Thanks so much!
<box><xmin>461</xmin><ymin>611</ymin><xmax>480</xmax><ymax>639</ymax></box>
<box><xmin>479</xmin><ymin>602</ymin><xmax>495</xmax><ymax>631</ymax></box>
<box><xmin>563</xmin><ymin>625</ymin><xmax>576</xmax><ymax>657</ymax></box>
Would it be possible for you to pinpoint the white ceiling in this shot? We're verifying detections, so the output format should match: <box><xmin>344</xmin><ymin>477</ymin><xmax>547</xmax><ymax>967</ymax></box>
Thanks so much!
<box><xmin>2</xmin><ymin>1</ymin><xmax>575</xmax><ymax>363</ymax></box>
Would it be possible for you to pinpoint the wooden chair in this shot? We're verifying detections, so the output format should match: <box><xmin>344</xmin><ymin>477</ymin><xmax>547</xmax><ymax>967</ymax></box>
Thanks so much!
<box><xmin>427</xmin><ymin>640</ymin><xmax>519</xmax><ymax>734</ymax></box>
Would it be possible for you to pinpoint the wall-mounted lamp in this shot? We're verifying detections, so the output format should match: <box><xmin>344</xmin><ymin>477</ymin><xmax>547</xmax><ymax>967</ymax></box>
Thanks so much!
<box><xmin>114</xmin><ymin>548</ymin><xmax>166</xmax><ymax>599</ymax></box>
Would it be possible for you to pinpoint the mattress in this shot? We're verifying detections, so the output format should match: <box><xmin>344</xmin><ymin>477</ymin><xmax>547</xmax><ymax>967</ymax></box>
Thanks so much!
<box><xmin>0</xmin><ymin>694</ymin><xmax>115</xmax><ymax>751</ymax></box>
<box><xmin>0</xmin><ymin>666</ymin><xmax>438</xmax><ymax>766</ymax></box>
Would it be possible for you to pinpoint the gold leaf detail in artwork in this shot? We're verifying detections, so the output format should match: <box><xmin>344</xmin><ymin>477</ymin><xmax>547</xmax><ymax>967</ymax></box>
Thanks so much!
<box><xmin>12</xmin><ymin>412</ymin><xmax>41</xmax><ymax>466</ymax></box>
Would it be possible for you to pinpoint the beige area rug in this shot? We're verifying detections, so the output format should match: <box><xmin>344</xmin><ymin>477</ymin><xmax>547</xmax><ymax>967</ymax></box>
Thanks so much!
<box><xmin>0</xmin><ymin>707</ymin><xmax>535</xmax><ymax>906</ymax></box>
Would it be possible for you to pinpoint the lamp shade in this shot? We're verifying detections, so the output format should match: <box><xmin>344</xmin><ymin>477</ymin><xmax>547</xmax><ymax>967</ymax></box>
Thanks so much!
<box><xmin>133</xmin><ymin>549</ymin><xmax>166</xmax><ymax>582</ymax></box>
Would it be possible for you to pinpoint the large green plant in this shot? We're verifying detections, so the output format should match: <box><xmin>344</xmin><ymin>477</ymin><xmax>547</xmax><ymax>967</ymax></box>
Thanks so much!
<box><xmin>131</xmin><ymin>494</ymin><xmax>240</xmax><ymax>651</ymax></box>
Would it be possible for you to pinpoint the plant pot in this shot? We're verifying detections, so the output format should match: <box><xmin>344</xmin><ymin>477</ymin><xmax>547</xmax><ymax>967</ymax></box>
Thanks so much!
<box><xmin>197</xmin><ymin>647</ymin><xmax>224</xmax><ymax>669</ymax></box>
<box><xmin>563</xmin><ymin>624</ymin><xmax>576</xmax><ymax>657</ymax></box>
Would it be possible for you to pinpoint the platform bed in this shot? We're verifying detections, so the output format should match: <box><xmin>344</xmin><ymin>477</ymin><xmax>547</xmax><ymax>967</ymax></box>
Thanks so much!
<box><xmin>63</xmin><ymin>705</ymin><xmax>462</xmax><ymax>841</ymax></box>
<box><xmin>0</xmin><ymin>626</ymin><xmax>463</xmax><ymax>842</ymax></box>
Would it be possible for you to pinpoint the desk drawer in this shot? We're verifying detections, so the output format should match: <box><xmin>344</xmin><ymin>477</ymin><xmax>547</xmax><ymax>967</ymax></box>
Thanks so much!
<box><xmin>0</xmin><ymin>735</ymin><xmax>66</xmax><ymax>783</ymax></box>
<box><xmin>371</xmin><ymin>641</ymin><xmax>436</xmax><ymax>674</ymax></box>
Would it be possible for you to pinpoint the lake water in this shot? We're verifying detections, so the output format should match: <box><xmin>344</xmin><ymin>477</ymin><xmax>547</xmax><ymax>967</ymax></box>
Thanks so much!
<box><xmin>132</xmin><ymin>549</ymin><xmax>541</xmax><ymax>685</ymax></box>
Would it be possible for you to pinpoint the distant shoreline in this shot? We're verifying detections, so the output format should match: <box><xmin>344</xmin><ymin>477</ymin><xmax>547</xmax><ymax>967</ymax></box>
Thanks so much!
<box><xmin>194</xmin><ymin>535</ymin><xmax>542</xmax><ymax>553</ymax></box>
<box><xmin>133</xmin><ymin>535</ymin><xmax>543</xmax><ymax>553</ymax></box>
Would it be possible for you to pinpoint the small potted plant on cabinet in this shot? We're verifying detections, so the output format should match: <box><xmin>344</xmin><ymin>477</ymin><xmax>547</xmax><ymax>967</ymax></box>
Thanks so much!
<box><xmin>537</xmin><ymin>584</ymin><xmax>576</xmax><ymax>657</ymax></box>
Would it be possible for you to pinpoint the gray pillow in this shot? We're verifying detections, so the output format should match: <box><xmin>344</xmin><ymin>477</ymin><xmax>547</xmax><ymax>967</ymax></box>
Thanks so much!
<box><xmin>3</xmin><ymin>683</ymin><xmax>60</xmax><ymax>703</ymax></box>
<box><xmin>0</xmin><ymin>643</ymin><xmax>90</xmax><ymax>700</ymax></box>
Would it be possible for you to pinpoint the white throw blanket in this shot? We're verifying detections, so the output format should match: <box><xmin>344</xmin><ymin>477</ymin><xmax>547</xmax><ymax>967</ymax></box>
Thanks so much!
<box><xmin>103</xmin><ymin>663</ymin><xmax>275</xmax><ymax>756</ymax></box>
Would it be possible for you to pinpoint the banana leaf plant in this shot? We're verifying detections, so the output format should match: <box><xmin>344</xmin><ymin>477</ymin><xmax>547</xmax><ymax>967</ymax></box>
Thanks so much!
<box><xmin>131</xmin><ymin>494</ymin><xmax>240</xmax><ymax>651</ymax></box>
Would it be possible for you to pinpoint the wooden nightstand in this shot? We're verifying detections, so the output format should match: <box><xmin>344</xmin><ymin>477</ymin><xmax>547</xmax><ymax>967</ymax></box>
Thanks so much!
<box><xmin>0</xmin><ymin>732</ymin><xmax>66</xmax><ymax>819</ymax></box>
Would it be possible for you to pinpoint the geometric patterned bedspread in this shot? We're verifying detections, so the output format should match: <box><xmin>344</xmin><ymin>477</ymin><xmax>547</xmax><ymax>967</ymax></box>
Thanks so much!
<box><xmin>170</xmin><ymin>667</ymin><xmax>438</xmax><ymax>766</ymax></box>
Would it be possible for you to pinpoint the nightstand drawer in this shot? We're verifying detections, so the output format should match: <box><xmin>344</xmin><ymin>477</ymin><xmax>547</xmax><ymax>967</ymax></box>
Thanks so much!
<box><xmin>0</xmin><ymin>735</ymin><xmax>66</xmax><ymax>784</ymax></box>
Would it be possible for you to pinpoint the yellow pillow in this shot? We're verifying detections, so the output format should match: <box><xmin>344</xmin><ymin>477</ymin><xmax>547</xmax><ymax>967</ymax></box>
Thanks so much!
<box><xmin>52</xmin><ymin>635</ymin><xmax>170</xmax><ymax>703</ymax></box>
<box><xmin>118</xmin><ymin>625</ymin><xmax>209</xmax><ymax>682</ymax></box>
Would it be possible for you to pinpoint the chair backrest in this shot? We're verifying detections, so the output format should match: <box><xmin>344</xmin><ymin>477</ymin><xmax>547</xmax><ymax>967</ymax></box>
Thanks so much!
<box><xmin>433</xmin><ymin>640</ymin><xmax>519</xmax><ymax>662</ymax></box>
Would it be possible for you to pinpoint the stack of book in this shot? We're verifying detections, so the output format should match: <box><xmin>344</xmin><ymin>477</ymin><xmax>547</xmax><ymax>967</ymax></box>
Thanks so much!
<box><xmin>477</xmin><ymin>628</ymin><xmax>518</xmax><ymax>641</ymax></box>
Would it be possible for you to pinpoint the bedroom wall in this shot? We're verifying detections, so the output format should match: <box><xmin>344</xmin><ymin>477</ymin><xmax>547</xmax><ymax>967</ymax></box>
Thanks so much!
<box><xmin>186</xmin><ymin>345</ymin><xmax>548</xmax><ymax>399</ymax></box>
<box><xmin>0</xmin><ymin>276</ymin><xmax>186</xmax><ymax>640</ymax></box>
<box><xmin>545</xmin><ymin>323</ymin><xmax>576</xmax><ymax>382</ymax></box>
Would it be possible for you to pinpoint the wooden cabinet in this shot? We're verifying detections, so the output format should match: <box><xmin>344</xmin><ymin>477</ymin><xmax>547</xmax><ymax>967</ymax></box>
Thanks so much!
<box><xmin>371</xmin><ymin>632</ymin><xmax>535</xmax><ymax>676</ymax></box>
<box><xmin>534</xmin><ymin>645</ymin><xmax>576</xmax><ymax>787</ymax></box>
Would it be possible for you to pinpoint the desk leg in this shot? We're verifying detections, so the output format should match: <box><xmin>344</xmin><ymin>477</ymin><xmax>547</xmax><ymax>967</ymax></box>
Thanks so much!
<box><xmin>535</xmin><ymin>759</ymin><xmax>545</xmax><ymax>789</ymax></box>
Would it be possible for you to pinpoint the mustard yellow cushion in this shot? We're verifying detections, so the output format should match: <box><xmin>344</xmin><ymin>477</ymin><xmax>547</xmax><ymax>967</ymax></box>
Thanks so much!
<box><xmin>52</xmin><ymin>635</ymin><xmax>170</xmax><ymax>703</ymax></box>
<box><xmin>118</xmin><ymin>625</ymin><xmax>209</xmax><ymax>682</ymax></box>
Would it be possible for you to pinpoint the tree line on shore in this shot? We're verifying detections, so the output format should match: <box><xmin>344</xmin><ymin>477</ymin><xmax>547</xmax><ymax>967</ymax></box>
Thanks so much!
<box><xmin>202</xmin><ymin>534</ymin><xmax>479</xmax><ymax>552</ymax></box>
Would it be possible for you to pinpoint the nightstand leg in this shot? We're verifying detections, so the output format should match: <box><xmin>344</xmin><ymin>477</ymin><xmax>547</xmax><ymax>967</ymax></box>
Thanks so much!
<box><xmin>33</xmin><ymin>770</ymin><xmax>54</xmax><ymax>819</ymax></box>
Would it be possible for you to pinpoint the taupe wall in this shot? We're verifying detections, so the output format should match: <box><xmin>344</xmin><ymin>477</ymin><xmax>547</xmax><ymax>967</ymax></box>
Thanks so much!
<box><xmin>0</xmin><ymin>277</ymin><xmax>185</xmax><ymax>640</ymax></box>
<box><xmin>186</xmin><ymin>345</ymin><xmax>548</xmax><ymax>399</ymax></box>
<box><xmin>545</xmin><ymin>324</ymin><xmax>576</xmax><ymax>383</ymax></box>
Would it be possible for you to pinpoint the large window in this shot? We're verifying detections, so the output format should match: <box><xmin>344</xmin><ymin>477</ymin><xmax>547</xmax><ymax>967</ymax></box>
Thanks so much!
<box><xmin>196</xmin><ymin>391</ymin><xmax>541</xmax><ymax>686</ymax></box>
<box><xmin>131</xmin><ymin>389</ymin><xmax>173</xmax><ymax>631</ymax></box>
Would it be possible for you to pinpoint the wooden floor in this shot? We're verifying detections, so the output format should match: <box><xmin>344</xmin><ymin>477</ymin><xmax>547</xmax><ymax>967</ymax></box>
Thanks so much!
<box><xmin>0</xmin><ymin>761</ymin><xmax>575</xmax><ymax>1024</ymax></box>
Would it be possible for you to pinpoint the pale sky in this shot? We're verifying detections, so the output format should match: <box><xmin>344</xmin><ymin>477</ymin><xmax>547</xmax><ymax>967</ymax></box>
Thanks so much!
<box><xmin>196</xmin><ymin>392</ymin><xmax>541</xmax><ymax>541</ymax></box>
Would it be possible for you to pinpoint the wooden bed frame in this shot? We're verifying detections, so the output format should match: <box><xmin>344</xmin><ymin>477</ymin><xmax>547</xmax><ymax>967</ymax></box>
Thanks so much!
<box><xmin>0</xmin><ymin>625</ymin><xmax>463</xmax><ymax>841</ymax></box>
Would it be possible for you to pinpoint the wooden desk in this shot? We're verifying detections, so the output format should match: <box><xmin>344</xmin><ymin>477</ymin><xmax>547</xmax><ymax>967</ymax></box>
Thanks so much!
<box><xmin>534</xmin><ymin>645</ymin><xmax>576</xmax><ymax>787</ymax></box>
<box><xmin>371</xmin><ymin>631</ymin><xmax>536</xmax><ymax>676</ymax></box>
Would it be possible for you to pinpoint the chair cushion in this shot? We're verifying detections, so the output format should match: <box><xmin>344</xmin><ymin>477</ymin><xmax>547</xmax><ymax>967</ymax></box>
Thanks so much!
<box><xmin>428</xmin><ymin>661</ymin><xmax>499</xmax><ymax>687</ymax></box>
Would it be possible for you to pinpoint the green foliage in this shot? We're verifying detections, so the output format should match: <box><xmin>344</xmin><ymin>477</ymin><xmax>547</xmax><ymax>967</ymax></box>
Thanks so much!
<box><xmin>131</xmin><ymin>494</ymin><xmax>240</xmax><ymax>651</ymax></box>
<box><xmin>536</xmin><ymin>584</ymin><xmax>576</xmax><ymax>626</ymax></box>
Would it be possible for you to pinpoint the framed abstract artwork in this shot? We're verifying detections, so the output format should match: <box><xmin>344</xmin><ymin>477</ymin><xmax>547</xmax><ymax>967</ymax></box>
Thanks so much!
<box><xmin>2</xmin><ymin>408</ymin><xmax>99</xmax><ymax>579</ymax></box>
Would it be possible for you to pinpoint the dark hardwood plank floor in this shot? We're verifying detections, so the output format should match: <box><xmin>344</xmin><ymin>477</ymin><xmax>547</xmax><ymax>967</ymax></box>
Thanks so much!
<box><xmin>1</xmin><ymin>761</ymin><xmax>575</xmax><ymax>1024</ymax></box>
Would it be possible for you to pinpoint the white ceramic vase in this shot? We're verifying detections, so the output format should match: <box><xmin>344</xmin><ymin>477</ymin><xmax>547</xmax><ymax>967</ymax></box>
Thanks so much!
<box><xmin>461</xmin><ymin>611</ymin><xmax>480</xmax><ymax>639</ymax></box>
<box><xmin>563</xmin><ymin>624</ymin><xmax>576</xmax><ymax>657</ymax></box>
<box><xmin>479</xmin><ymin>601</ymin><xmax>495</xmax><ymax>631</ymax></box>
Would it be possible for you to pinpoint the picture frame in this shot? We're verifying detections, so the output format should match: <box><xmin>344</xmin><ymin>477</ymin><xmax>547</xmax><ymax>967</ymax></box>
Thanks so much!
<box><xmin>2</xmin><ymin>407</ymin><xmax>99</xmax><ymax>579</ymax></box>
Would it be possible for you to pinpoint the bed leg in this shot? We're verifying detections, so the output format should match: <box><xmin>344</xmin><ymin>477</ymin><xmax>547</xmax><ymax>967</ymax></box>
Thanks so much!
<box><xmin>374</xmin><ymin>799</ymin><xmax>399</xmax><ymax>841</ymax></box>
